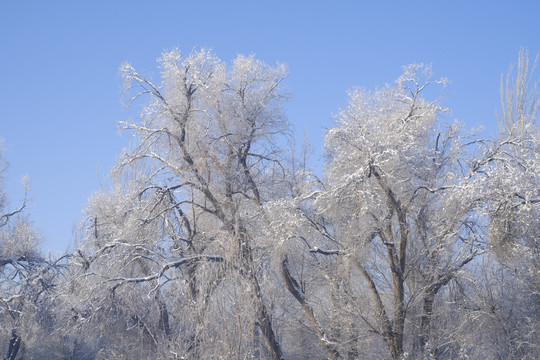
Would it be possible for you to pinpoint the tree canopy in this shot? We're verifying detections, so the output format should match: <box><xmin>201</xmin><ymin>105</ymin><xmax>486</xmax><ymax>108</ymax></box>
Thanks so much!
<box><xmin>1</xmin><ymin>48</ymin><xmax>539</xmax><ymax>360</ymax></box>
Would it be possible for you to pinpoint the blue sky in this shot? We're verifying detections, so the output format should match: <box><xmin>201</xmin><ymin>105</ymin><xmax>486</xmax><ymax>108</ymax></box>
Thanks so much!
<box><xmin>1</xmin><ymin>1</ymin><xmax>539</xmax><ymax>253</ymax></box>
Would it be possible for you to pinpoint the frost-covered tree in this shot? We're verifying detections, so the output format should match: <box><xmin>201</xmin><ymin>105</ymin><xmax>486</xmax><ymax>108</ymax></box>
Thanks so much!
<box><xmin>0</xmin><ymin>147</ymin><xmax>67</xmax><ymax>359</ymax></box>
<box><xmin>69</xmin><ymin>48</ymin><xmax>291</xmax><ymax>359</ymax></box>
<box><xmin>482</xmin><ymin>48</ymin><xmax>540</xmax><ymax>359</ymax></box>
<box><xmin>55</xmin><ymin>48</ymin><xmax>540</xmax><ymax>360</ymax></box>
<box><xmin>266</xmin><ymin>65</ymin><xmax>488</xmax><ymax>359</ymax></box>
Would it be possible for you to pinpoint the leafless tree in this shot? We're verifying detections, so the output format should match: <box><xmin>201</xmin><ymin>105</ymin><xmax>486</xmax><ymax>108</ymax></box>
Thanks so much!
<box><xmin>0</xmin><ymin>150</ymin><xmax>68</xmax><ymax>359</ymax></box>
<box><xmin>266</xmin><ymin>65</ymin><xmax>488</xmax><ymax>359</ymax></box>
<box><xmin>68</xmin><ymin>48</ymin><xmax>291</xmax><ymax>359</ymax></box>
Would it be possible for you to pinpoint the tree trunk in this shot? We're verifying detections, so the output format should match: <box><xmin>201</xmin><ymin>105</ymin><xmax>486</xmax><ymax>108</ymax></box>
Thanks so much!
<box><xmin>5</xmin><ymin>329</ymin><xmax>21</xmax><ymax>360</ymax></box>
<box><xmin>417</xmin><ymin>290</ymin><xmax>435</xmax><ymax>356</ymax></box>
<box><xmin>157</xmin><ymin>294</ymin><xmax>171</xmax><ymax>337</ymax></box>
<box><xmin>391</xmin><ymin>272</ymin><xmax>405</xmax><ymax>360</ymax></box>
<box><xmin>281</xmin><ymin>256</ymin><xmax>341</xmax><ymax>360</ymax></box>
<box><xmin>248</xmin><ymin>267</ymin><xmax>283</xmax><ymax>360</ymax></box>
<box><xmin>256</xmin><ymin>298</ymin><xmax>284</xmax><ymax>360</ymax></box>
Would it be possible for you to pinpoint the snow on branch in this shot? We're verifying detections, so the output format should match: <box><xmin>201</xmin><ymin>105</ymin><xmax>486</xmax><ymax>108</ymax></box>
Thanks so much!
<box><xmin>107</xmin><ymin>255</ymin><xmax>225</xmax><ymax>285</ymax></box>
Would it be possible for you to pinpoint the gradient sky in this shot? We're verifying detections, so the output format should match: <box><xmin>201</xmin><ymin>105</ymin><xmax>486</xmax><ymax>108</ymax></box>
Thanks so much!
<box><xmin>1</xmin><ymin>1</ymin><xmax>540</xmax><ymax>253</ymax></box>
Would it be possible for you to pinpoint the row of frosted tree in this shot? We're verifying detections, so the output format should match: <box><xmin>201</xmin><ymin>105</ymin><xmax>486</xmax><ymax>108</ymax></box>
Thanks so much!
<box><xmin>1</xmin><ymin>48</ymin><xmax>539</xmax><ymax>360</ymax></box>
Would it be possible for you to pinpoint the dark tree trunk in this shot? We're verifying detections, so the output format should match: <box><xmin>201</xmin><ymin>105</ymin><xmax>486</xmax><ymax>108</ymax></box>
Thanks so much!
<box><xmin>281</xmin><ymin>256</ymin><xmax>341</xmax><ymax>360</ymax></box>
<box><xmin>5</xmin><ymin>329</ymin><xmax>21</xmax><ymax>360</ymax></box>
<box><xmin>256</xmin><ymin>299</ymin><xmax>284</xmax><ymax>360</ymax></box>
<box><xmin>417</xmin><ymin>290</ymin><xmax>435</xmax><ymax>355</ymax></box>
<box><xmin>247</xmin><ymin>265</ymin><xmax>284</xmax><ymax>360</ymax></box>
<box><xmin>157</xmin><ymin>295</ymin><xmax>171</xmax><ymax>336</ymax></box>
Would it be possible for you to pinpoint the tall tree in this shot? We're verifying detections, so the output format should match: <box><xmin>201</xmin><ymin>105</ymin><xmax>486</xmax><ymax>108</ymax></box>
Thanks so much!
<box><xmin>71</xmin><ymin>48</ymin><xmax>291</xmax><ymax>359</ymax></box>
<box><xmin>485</xmin><ymin>48</ymin><xmax>540</xmax><ymax>359</ymax></box>
<box><xmin>266</xmin><ymin>65</ymin><xmax>486</xmax><ymax>359</ymax></box>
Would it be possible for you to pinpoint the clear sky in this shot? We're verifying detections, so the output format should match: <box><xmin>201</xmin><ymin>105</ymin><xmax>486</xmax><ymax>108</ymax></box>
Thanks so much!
<box><xmin>1</xmin><ymin>1</ymin><xmax>539</xmax><ymax>253</ymax></box>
